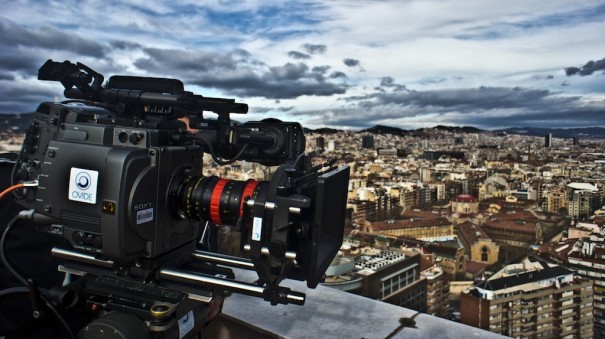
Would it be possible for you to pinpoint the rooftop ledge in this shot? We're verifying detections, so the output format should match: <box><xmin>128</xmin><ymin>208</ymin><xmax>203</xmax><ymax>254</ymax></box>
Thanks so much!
<box><xmin>205</xmin><ymin>268</ymin><xmax>506</xmax><ymax>338</ymax></box>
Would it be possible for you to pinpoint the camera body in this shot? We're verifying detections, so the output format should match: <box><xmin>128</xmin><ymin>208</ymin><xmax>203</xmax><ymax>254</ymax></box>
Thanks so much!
<box><xmin>17</xmin><ymin>101</ymin><xmax>201</xmax><ymax>264</ymax></box>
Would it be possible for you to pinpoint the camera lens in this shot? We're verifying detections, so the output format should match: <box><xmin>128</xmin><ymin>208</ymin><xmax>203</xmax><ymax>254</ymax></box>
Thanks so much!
<box><xmin>178</xmin><ymin>175</ymin><xmax>269</xmax><ymax>226</ymax></box>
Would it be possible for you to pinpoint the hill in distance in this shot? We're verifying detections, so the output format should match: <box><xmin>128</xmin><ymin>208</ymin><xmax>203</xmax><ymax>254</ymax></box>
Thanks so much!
<box><xmin>307</xmin><ymin>124</ymin><xmax>605</xmax><ymax>139</ymax></box>
<box><xmin>496</xmin><ymin>126</ymin><xmax>605</xmax><ymax>139</ymax></box>
<box><xmin>2</xmin><ymin>113</ymin><xmax>605</xmax><ymax>139</ymax></box>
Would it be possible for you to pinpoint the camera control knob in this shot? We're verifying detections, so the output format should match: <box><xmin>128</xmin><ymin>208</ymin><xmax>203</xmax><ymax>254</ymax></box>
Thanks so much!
<box><xmin>73</xmin><ymin>232</ymin><xmax>101</xmax><ymax>248</ymax></box>
<box><xmin>17</xmin><ymin>162</ymin><xmax>34</xmax><ymax>180</ymax></box>
<box><xmin>73</xmin><ymin>232</ymin><xmax>85</xmax><ymax>245</ymax></box>
<box><xmin>118</xmin><ymin>132</ymin><xmax>128</xmax><ymax>143</ymax></box>
<box><xmin>129</xmin><ymin>133</ymin><xmax>143</xmax><ymax>145</ymax></box>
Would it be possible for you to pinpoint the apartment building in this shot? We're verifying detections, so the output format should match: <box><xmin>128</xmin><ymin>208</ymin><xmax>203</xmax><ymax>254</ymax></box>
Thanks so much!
<box><xmin>323</xmin><ymin>246</ymin><xmax>427</xmax><ymax>312</ymax></box>
<box><xmin>461</xmin><ymin>261</ymin><xmax>593</xmax><ymax>338</ymax></box>
<box><xmin>422</xmin><ymin>265</ymin><xmax>450</xmax><ymax>317</ymax></box>
<box><xmin>567</xmin><ymin>231</ymin><xmax>605</xmax><ymax>337</ymax></box>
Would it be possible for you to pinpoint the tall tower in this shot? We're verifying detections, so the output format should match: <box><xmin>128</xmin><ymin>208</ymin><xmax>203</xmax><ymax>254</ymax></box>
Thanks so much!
<box><xmin>326</xmin><ymin>140</ymin><xmax>336</xmax><ymax>152</ymax></box>
<box><xmin>316</xmin><ymin>136</ymin><xmax>325</xmax><ymax>149</ymax></box>
<box><xmin>544</xmin><ymin>133</ymin><xmax>552</xmax><ymax>148</ymax></box>
<box><xmin>362</xmin><ymin>135</ymin><xmax>374</xmax><ymax>149</ymax></box>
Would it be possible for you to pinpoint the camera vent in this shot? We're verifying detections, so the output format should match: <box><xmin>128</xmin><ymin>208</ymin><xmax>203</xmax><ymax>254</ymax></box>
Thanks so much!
<box><xmin>168</xmin><ymin>224</ymin><xmax>194</xmax><ymax>249</ymax></box>
<box><xmin>60</xmin><ymin>209</ymin><xmax>101</xmax><ymax>231</ymax></box>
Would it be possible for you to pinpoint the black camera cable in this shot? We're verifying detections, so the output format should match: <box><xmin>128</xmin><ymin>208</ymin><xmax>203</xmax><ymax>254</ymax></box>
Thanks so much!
<box><xmin>0</xmin><ymin>213</ymin><xmax>77</xmax><ymax>339</ymax></box>
<box><xmin>191</xmin><ymin>136</ymin><xmax>249</xmax><ymax>165</ymax></box>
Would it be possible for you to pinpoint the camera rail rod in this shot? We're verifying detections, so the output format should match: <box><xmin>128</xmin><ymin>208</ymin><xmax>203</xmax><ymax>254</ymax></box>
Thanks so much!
<box><xmin>51</xmin><ymin>247</ymin><xmax>114</xmax><ymax>269</ymax></box>
<box><xmin>191</xmin><ymin>250</ymin><xmax>255</xmax><ymax>271</ymax></box>
<box><xmin>50</xmin><ymin>247</ymin><xmax>305</xmax><ymax>306</ymax></box>
<box><xmin>159</xmin><ymin>268</ymin><xmax>305</xmax><ymax>305</ymax></box>
<box><xmin>53</xmin><ymin>248</ymin><xmax>258</xmax><ymax>273</ymax></box>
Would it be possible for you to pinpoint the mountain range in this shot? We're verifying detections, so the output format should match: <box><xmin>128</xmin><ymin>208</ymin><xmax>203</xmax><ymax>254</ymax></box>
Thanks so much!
<box><xmin>2</xmin><ymin>113</ymin><xmax>605</xmax><ymax>139</ymax></box>
<box><xmin>307</xmin><ymin>124</ymin><xmax>605</xmax><ymax>139</ymax></box>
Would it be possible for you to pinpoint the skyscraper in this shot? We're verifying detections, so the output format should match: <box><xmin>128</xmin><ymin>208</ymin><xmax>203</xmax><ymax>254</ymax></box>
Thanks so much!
<box><xmin>545</xmin><ymin>133</ymin><xmax>552</xmax><ymax>148</ymax></box>
<box><xmin>315</xmin><ymin>136</ymin><xmax>325</xmax><ymax>149</ymax></box>
<box><xmin>421</xmin><ymin>139</ymin><xmax>429</xmax><ymax>150</ymax></box>
<box><xmin>362</xmin><ymin>135</ymin><xmax>374</xmax><ymax>149</ymax></box>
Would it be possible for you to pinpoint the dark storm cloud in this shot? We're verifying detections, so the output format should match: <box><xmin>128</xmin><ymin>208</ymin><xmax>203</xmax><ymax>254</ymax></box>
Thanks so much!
<box><xmin>134</xmin><ymin>48</ymin><xmax>347</xmax><ymax>99</ymax></box>
<box><xmin>287</xmin><ymin>51</ymin><xmax>311</xmax><ymax>59</ymax></box>
<box><xmin>343</xmin><ymin>58</ymin><xmax>360</xmax><ymax>67</ymax></box>
<box><xmin>330</xmin><ymin>71</ymin><xmax>347</xmax><ymax>79</ymax></box>
<box><xmin>0</xmin><ymin>17</ymin><xmax>113</xmax><ymax>81</ymax></box>
<box><xmin>0</xmin><ymin>80</ymin><xmax>62</xmax><ymax>113</ymax></box>
<box><xmin>565</xmin><ymin>57</ymin><xmax>605</xmax><ymax>76</ymax></box>
<box><xmin>443</xmin><ymin>107</ymin><xmax>602</xmax><ymax>128</ymax></box>
<box><xmin>302</xmin><ymin>43</ymin><xmax>326</xmax><ymax>54</ymax></box>
<box><xmin>419</xmin><ymin>77</ymin><xmax>446</xmax><ymax>85</ymax></box>
<box><xmin>250</xmin><ymin>106</ymin><xmax>294</xmax><ymax>113</ymax></box>
<box><xmin>110</xmin><ymin>40</ymin><xmax>143</xmax><ymax>50</ymax></box>
<box><xmin>0</xmin><ymin>72</ymin><xmax>14</xmax><ymax>81</ymax></box>
<box><xmin>0</xmin><ymin>18</ymin><xmax>105</xmax><ymax>58</ymax></box>
<box><xmin>379</xmin><ymin>77</ymin><xmax>407</xmax><ymax>91</ymax></box>
<box><xmin>380</xmin><ymin>77</ymin><xmax>396</xmax><ymax>87</ymax></box>
<box><xmin>0</xmin><ymin>50</ymin><xmax>41</xmax><ymax>74</ymax></box>
<box><xmin>312</xmin><ymin>65</ymin><xmax>331</xmax><ymax>74</ymax></box>
<box><xmin>293</xmin><ymin>84</ymin><xmax>603</xmax><ymax>130</ymax></box>
<box><xmin>271</xmin><ymin>62</ymin><xmax>309</xmax><ymax>80</ymax></box>
<box><xmin>223</xmin><ymin>68</ymin><xmax>347</xmax><ymax>99</ymax></box>
<box><xmin>0</xmin><ymin>47</ymin><xmax>125</xmax><ymax>112</ymax></box>
<box><xmin>135</xmin><ymin>48</ymin><xmax>241</xmax><ymax>72</ymax></box>
<box><xmin>349</xmin><ymin>86</ymin><xmax>553</xmax><ymax>110</ymax></box>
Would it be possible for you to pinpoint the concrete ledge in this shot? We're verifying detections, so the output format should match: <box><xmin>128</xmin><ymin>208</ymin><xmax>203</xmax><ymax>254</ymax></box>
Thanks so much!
<box><xmin>213</xmin><ymin>269</ymin><xmax>506</xmax><ymax>338</ymax></box>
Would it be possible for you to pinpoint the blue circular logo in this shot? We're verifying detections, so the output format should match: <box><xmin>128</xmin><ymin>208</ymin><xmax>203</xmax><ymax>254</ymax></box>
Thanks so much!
<box><xmin>75</xmin><ymin>172</ymin><xmax>91</xmax><ymax>190</ymax></box>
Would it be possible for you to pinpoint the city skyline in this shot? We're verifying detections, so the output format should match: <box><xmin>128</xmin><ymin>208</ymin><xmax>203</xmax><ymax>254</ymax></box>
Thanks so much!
<box><xmin>1</xmin><ymin>0</ymin><xmax>604</xmax><ymax>130</ymax></box>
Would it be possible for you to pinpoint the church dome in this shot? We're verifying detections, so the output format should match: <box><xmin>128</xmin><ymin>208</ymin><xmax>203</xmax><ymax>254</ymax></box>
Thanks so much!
<box><xmin>452</xmin><ymin>194</ymin><xmax>478</xmax><ymax>203</ymax></box>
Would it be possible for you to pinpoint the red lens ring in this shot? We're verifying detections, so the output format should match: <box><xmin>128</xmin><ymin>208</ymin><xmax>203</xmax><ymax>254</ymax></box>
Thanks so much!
<box><xmin>210</xmin><ymin>178</ymin><xmax>228</xmax><ymax>224</ymax></box>
<box><xmin>239</xmin><ymin>179</ymin><xmax>259</xmax><ymax>216</ymax></box>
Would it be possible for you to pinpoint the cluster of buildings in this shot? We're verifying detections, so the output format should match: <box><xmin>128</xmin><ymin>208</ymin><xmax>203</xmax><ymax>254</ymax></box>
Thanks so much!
<box><xmin>0</xmin><ymin>114</ymin><xmax>27</xmax><ymax>153</ymax></box>
<box><xmin>303</xmin><ymin>129</ymin><xmax>605</xmax><ymax>338</ymax></box>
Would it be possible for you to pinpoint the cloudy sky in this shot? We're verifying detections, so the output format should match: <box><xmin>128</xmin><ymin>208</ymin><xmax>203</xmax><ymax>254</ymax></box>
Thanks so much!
<box><xmin>1</xmin><ymin>0</ymin><xmax>604</xmax><ymax>130</ymax></box>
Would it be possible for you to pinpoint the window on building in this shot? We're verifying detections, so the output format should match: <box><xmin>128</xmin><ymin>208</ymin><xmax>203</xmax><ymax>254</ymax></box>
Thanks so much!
<box><xmin>381</xmin><ymin>267</ymin><xmax>417</xmax><ymax>299</ymax></box>
<box><xmin>482</xmin><ymin>246</ymin><xmax>489</xmax><ymax>262</ymax></box>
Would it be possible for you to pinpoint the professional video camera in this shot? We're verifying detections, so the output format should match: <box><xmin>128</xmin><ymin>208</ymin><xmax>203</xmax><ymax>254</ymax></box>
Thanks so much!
<box><xmin>5</xmin><ymin>59</ymin><xmax>349</xmax><ymax>338</ymax></box>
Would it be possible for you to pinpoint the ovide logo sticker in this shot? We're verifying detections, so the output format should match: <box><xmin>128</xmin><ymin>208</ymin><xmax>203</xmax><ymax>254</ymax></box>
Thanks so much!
<box><xmin>68</xmin><ymin>167</ymin><xmax>99</xmax><ymax>204</ymax></box>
